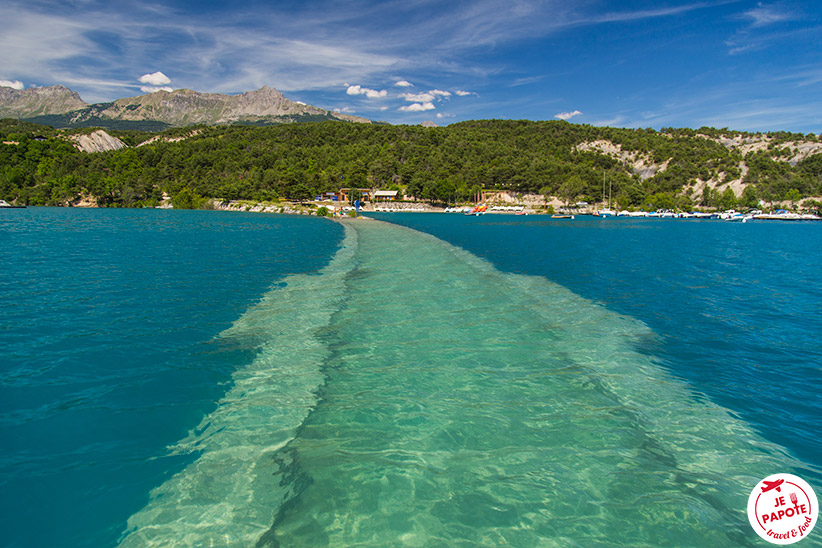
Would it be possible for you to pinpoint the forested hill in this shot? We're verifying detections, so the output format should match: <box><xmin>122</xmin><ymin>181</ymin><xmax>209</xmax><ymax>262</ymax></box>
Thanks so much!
<box><xmin>1</xmin><ymin>118</ymin><xmax>821</xmax><ymax>210</ymax></box>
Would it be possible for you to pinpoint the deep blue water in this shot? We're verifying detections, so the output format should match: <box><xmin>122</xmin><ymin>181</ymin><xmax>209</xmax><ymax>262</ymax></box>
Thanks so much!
<box><xmin>372</xmin><ymin>213</ymin><xmax>822</xmax><ymax>480</ymax></box>
<box><xmin>0</xmin><ymin>208</ymin><xmax>343</xmax><ymax>548</ymax></box>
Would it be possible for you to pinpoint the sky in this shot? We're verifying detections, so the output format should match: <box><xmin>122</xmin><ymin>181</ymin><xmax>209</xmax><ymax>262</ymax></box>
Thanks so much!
<box><xmin>0</xmin><ymin>0</ymin><xmax>820</xmax><ymax>132</ymax></box>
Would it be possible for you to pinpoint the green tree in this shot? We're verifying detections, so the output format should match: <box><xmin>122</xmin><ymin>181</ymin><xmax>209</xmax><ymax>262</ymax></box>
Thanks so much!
<box><xmin>785</xmin><ymin>188</ymin><xmax>801</xmax><ymax>209</ymax></box>
<box><xmin>558</xmin><ymin>175</ymin><xmax>584</xmax><ymax>207</ymax></box>
<box><xmin>289</xmin><ymin>184</ymin><xmax>313</xmax><ymax>203</ymax></box>
<box><xmin>717</xmin><ymin>187</ymin><xmax>737</xmax><ymax>210</ymax></box>
<box><xmin>740</xmin><ymin>185</ymin><xmax>759</xmax><ymax>209</ymax></box>
<box><xmin>172</xmin><ymin>187</ymin><xmax>202</xmax><ymax>209</ymax></box>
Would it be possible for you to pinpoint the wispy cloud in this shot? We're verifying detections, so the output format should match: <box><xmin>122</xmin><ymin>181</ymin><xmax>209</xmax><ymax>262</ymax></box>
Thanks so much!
<box><xmin>590</xmin><ymin>2</ymin><xmax>725</xmax><ymax>24</ymax></box>
<box><xmin>593</xmin><ymin>116</ymin><xmax>626</xmax><ymax>128</ymax></box>
<box><xmin>0</xmin><ymin>0</ymin><xmax>817</xmax><ymax>131</ymax></box>
<box><xmin>510</xmin><ymin>75</ymin><xmax>546</xmax><ymax>87</ymax></box>
<box><xmin>742</xmin><ymin>3</ymin><xmax>795</xmax><ymax>27</ymax></box>
<box><xmin>726</xmin><ymin>3</ymin><xmax>805</xmax><ymax>54</ymax></box>
<box><xmin>0</xmin><ymin>0</ymin><xmax>731</xmax><ymax>102</ymax></box>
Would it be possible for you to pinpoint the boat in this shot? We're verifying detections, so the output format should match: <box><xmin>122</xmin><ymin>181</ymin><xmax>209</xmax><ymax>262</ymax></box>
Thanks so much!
<box><xmin>753</xmin><ymin>211</ymin><xmax>822</xmax><ymax>221</ymax></box>
<box><xmin>0</xmin><ymin>200</ymin><xmax>26</xmax><ymax>208</ymax></box>
<box><xmin>725</xmin><ymin>212</ymin><xmax>754</xmax><ymax>222</ymax></box>
<box><xmin>465</xmin><ymin>204</ymin><xmax>487</xmax><ymax>216</ymax></box>
<box><xmin>595</xmin><ymin>171</ymin><xmax>616</xmax><ymax>217</ymax></box>
<box><xmin>720</xmin><ymin>210</ymin><xmax>754</xmax><ymax>222</ymax></box>
<box><xmin>551</xmin><ymin>214</ymin><xmax>574</xmax><ymax>219</ymax></box>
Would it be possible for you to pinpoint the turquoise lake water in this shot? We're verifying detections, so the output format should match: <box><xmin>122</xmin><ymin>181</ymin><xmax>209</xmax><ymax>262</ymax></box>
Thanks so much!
<box><xmin>1</xmin><ymin>208</ymin><xmax>820</xmax><ymax>547</ymax></box>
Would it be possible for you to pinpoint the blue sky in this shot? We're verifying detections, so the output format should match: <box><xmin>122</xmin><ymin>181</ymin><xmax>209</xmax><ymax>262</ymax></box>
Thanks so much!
<box><xmin>1</xmin><ymin>0</ymin><xmax>820</xmax><ymax>132</ymax></box>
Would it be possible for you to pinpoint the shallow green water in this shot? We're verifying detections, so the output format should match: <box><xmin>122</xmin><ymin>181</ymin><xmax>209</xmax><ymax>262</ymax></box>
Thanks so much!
<box><xmin>121</xmin><ymin>219</ymin><xmax>804</xmax><ymax>547</ymax></box>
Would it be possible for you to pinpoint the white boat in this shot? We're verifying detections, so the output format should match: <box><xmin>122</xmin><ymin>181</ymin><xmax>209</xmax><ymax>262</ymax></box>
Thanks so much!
<box><xmin>754</xmin><ymin>212</ymin><xmax>822</xmax><ymax>221</ymax></box>
<box><xmin>0</xmin><ymin>199</ymin><xmax>26</xmax><ymax>208</ymax></box>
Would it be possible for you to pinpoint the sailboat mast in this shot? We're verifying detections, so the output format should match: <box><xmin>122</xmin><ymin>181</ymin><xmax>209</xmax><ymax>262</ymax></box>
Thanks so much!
<box><xmin>608</xmin><ymin>178</ymin><xmax>612</xmax><ymax>209</ymax></box>
<box><xmin>602</xmin><ymin>171</ymin><xmax>606</xmax><ymax>205</ymax></box>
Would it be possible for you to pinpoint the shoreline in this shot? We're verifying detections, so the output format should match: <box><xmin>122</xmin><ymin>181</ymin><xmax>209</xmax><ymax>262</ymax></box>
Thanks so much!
<box><xmin>17</xmin><ymin>199</ymin><xmax>822</xmax><ymax>222</ymax></box>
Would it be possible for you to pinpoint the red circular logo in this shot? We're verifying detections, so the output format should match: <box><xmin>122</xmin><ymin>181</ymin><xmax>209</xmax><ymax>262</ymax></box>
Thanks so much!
<box><xmin>748</xmin><ymin>474</ymin><xmax>818</xmax><ymax>544</ymax></box>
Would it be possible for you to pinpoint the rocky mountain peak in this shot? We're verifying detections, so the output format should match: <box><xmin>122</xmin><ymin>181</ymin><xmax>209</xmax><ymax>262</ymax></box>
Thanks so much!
<box><xmin>0</xmin><ymin>84</ymin><xmax>372</xmax><ymax>127</ymax></box>
<box><xmin>0</xmin><ymin>85</ymin><xmax>87</xmax><ymax>117</ymax></box>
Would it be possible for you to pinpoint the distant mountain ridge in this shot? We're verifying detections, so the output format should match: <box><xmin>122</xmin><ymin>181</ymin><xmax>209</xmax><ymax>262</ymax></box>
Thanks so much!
<box><xmin>0</xmin><ymin>85</ymin><xmax>371</xmax><ymax>130</ymax></box>
<box><xmin>0</xmin><ymin>85</ymin><xmax>87</xmax><ymax>118</ymax></box>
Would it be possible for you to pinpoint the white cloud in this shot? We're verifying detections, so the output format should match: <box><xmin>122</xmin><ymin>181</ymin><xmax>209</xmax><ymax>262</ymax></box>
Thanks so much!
<box><xmin>455</xmin><ymin>90</ymin><xmax>473</xmax><ymax>96</ymax></box>
<box><xmin>743</xmin><ymin>5</ymin><xmax>794</xmax><ymax>28</ymax></box>
<box><xmin>593</xmin><ymin>116</ymin><xmax>625</xmax><ymax>127</ymax></box>
<box><xmin>379</xmin><ymin>106</ymin><xmax>389</xmax><ymax>111</ymax></box>
<box><xmin>399</xmin><ymin>102</ymin><xmax>435</xmax><ymax>112</ymax></box>
<box><xmin>401</xmin><ymin>89</ymin><xmax>452</xmax><ymax>103</ymax></box>
<box><xmin>436</xmin><ymin>112</ymin><xmax>455</xmax><ymax>118</ymax></box>
<box><xmin>140</xmin><ymin>86</ymin><xmax>173</xmax><ymax>93</ymax></box>
<box><xmin>0</xmin><ymin>0</ymin><xmax>733</xmax><ymax>107</ymax></box>
<box><xmin>395</xmin><ymin>80</ymin><xmax>413</xmax><ymax>87</ymax></box>
<box><xmin>334</xmin><ymin>106</ymin><xmax>356</xmax><ymax>113</ymax></box>
<box><xmin>400</xmin><ymin>92</ymin><xmax>435</xmax><ymax>102</ymax></box>
<box><xmin>555</xmin><ymin>110</ymin><xmax>582</xmax><ymax>120</ymax></box>
<box><xmin>0</xmin><ymin>80</ymin><xmax>25</xmax><ymax>90</ymax></box>
<box><xmin>138</xmin><ymin>71</ymin><xmax>171</xmax><ymax>86</ymax></box>
<box><xmin>346</xmin><ymin>84</ymin><xmax>387</xmax><ymax>98</ymax></box>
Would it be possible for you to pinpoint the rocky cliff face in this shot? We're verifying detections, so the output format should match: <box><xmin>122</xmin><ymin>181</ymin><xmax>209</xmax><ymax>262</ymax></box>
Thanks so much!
<box><xmin>1</xmin><ymin>84</ymin><xmax>370</xmax><ymax>127</ymax></box>
<box><xmin>0</xmin><ymin>85</ymin><xmax>87</xmax><ymax>118</ymax></box>
<box><xmin>68</xmin><ymin>130</ymin><xmax>127</xmax><ymax>153</ymax></box>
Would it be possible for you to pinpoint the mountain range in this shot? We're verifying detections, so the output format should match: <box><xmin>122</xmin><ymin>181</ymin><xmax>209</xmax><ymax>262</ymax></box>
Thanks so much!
<box><xmin>0</xmin><ymin>85</ymin><xmax>371</xmax><ymax>130</ymax></box>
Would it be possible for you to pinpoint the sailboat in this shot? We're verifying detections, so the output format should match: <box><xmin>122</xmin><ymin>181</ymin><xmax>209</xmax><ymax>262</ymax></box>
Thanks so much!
<box><xmin>596</xmin><ymin>172</ymin><xmax>616</xmax><ymax>217</ymax></box>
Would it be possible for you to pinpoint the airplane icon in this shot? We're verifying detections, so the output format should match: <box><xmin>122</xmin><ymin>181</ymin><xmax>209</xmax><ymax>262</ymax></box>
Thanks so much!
<box><xmin>761</xmin><ymin>479</ymin><xmax>784</xmax><ymax>493</ymax></box>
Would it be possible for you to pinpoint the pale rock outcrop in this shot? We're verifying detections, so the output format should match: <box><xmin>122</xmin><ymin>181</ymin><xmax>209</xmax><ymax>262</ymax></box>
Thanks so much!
<box><xmin>137</xmin><ymin>129</ymin><xmax>203</xmax><ymax>147</ymax></box>
<box><xmin>575</xmin><ymin>140</ymin><xmax>670</xmax><ymax>180</ymax></box>
<box><xmin>697</xmin><ymin>134</ymin><xmax>822</xmax><ymax>166</ymax></box>
<box><xmin>69</xmin><ymin>130</ymin><xmax>127</xmax><ymax>153</ymax></box>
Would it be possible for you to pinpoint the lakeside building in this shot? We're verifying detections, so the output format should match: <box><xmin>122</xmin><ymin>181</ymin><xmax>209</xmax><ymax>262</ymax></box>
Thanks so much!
<box><xmin>373</xmin><ymin>190</ymin><xmax>398</xmax><ymax>201</ymax></box>
<box><xmin>335</xmin><ymin>188</ymin><xmax>399</xmax><ymax>202</ymax></box>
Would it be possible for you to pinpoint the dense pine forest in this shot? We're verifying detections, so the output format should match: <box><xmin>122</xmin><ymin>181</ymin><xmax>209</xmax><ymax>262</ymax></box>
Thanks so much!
<box><xmin>1</xmin><ymin>118</ymin><xmax>820</xmax><ymax>210</ymax></box>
